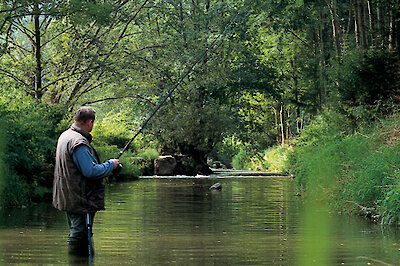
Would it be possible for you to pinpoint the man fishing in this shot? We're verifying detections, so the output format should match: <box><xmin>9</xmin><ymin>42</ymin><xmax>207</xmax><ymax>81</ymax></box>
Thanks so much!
<box><xmin>53</xmin><ymin>106</ymin><xmax>119</xmax><ymax>256</ymax></box>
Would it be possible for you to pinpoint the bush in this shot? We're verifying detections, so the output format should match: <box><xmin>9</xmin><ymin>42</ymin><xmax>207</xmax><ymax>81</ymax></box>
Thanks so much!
<box><xmin>231</xmin><ymin>142</ymin><xmax>289</xmax><ymax>172</ymax></box>
<box><xmin>232</xmin><ymin>146</ymin><xmax>251</xmax><ymax>169</ymax></box>
<box><xmin>0</xmin><ymin>97</ymin><xmax>66</xmax><ymax>206</ymax></box>
<box><xmin>288</xmin><ymin>111</ymin><xmax>400</xmax><ymax>224</ymax></box>
<box><xmin>132</xmin><ymin>148</ymin><xmax>159</xmax><ymax>175</ymax></box>
<box><xmin>94</xmin><ymin>144</ymin><xmax>141</xmax><ymax>180</ymax></box>
<box><xmin>329</xmin><ymin>48</ymin><xmax>400</xmax><ymax>123</ymax></box>
<box><xmin>137</xmin><ymin>148</ymin><xmax>159</xmax><ymax>160</ymax></box>
<box><xmin>262</xmin><ymin>146</ymin><xmax>290</xmax><ymax>173</ymax></box>
<box><xmin>92</xmin><ymin>112</ymin><xmax>133</xmax><ymax>148</ymax></box>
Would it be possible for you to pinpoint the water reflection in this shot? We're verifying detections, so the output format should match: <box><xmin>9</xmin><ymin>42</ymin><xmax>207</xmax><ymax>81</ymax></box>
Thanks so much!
<box><xmin>0</xmin><ymin>175</ymin><xmax>399</xmax><ymax>265</ymax></box>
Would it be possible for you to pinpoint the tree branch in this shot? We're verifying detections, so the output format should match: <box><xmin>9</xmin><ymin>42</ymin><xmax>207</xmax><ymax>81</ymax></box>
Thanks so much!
<box><xmin>14</xmin><ymin>19</ymin><xmax>35</xmax><ymax>42</ymax></box>
<box><xmin>285</xmin><ymin>28</ymin><xmax>313</xmax><ymax>49</ymax></box>
<box><xmin>82</xmin><ymin>95</ymin><xmax>156</xmax><ymax>106</ymax></box>
<box><xmin>105</xmin><ymin>0</ymin><xmax>150</xmax><ymax>60</ymax></box>
<box><xmin>41</xmin><ymin>25</ymin><xmax>74</xmax><ymax>48</ymax></box>
<box><xmin>125</xmin><ymin>45</ymin><xmax>164</xmax><ymax>54</ymax></box>
<box><xmin>0</xmin><ymin>5</ymin><xmax>27</xmax><ymax>14</ymax></box>
<box><xmin>41</xmin><ymin>69</ymin><xmax>90</xmax><ymax>91</ymax></box>
<box><xmin>0</xmin><ymin>67</ymin><xmax>30</xmax><ymax>87</ymax></box>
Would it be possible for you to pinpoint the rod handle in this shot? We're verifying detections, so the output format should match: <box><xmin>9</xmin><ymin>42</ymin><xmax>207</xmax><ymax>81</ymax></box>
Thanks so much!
<box><xmin>113</xmin><ymin>163</ymin><xmax>123</xmax><ymax>173</ymax></box>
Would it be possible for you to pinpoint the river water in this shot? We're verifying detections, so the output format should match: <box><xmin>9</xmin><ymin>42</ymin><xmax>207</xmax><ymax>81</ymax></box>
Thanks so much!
<box><xmin>1</xmin><ymin>172</ymin><xmax>400</xmax><ymax>265</ymax></box>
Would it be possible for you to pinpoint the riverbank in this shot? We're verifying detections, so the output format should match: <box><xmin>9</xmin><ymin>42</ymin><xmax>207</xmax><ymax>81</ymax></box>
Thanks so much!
<box><xmin>284</xmin><ymin>111</ymin><xmax>400</xmax><ymax>225</ymax></box>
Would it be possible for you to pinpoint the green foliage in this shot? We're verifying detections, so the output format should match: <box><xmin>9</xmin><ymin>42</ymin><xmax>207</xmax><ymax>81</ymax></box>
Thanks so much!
<box><xmin>0</xmin><ymin>173</ymin><xmax>30</xmax><ymax>207</ymax></box>
<box><xmin>330</xmin><ymin>48</ymin><xmax>400</xmax><ymax>115</ymax></box>
<box><xmin>0</xmin><ymin>117</ymin><xmax>7</xmax><ymax>203</ymax></box>
<box><xmin>152</xmin><ymin>89</ymin><xmax>237</xmax><ymax>157</ymax></box>
<box><xmin>0</xmin><ymin>115</ymin><xmax>35</xmax><ymax>206</ymax></box>
<box><xmin>137</xmin><ymin>148</ymin><xmax>159</xmax><ymax>160</ymax></box>
<box><xmin>91</xmin><ymin>111</ymin><xmax>160</xmax><ymax>178</ymax></box>
<box><xmin>0</xmin><ymin>97</ymin><xmax>66</xmax><ymax>206</ymax></box>
<box><xmin>262</xmin><ymin>146</ymin><xmax>289</xmax><ymax>173</ymax></box>
<box><xmin>231</xmin><ymin>146</ymin><xmax>251</xmax><ymax>170</ymax></box>
<box><xmin>0</xmin><ymin>0</ymin><xmax>399</xmax><ymax>217</ymax></box>
<box><xmin>381</xmin><ymin>173</ymin><xmax>400</xmax><ymax>224</ymax></box>
<box><xmin>94</xmin><ymin>144</ymin><xmax>140</xmax><ymax>179</ymax></box>
<box><xmin>68</xmin><ymin>0</ymin><xmax>113</xmax><ymax>25</ymax></box>
<box><xmin>132</xmin><ymin>148</ymin><xmax>159</xmax><ymax>176</ymax></box>
<box><xmin>230</xmin><ymin>141</ymin><xmax>289</xmax><ymax>173</ymax></box>
<box><xmin>288</xmin><ymin>111</ymin><xmax>400</xmax><ymax>224</ymax></box>
<box><xmin>92</xmin><ymin>112</ymin><xmax>133</xmax><ymax>149</ymax></box>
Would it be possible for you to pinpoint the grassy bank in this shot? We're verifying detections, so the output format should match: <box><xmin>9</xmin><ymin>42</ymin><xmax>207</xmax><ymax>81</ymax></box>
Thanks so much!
<box><xmin>286</xmin><ymin>111</ymin><xmax>400</xmax><ymax>224</ymax></box>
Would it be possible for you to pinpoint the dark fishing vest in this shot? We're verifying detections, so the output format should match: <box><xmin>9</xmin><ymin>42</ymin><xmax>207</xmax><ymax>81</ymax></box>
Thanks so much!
<box><xmin>52</xmin><ymin>123</ymin><xmax>105</xmax><ymax>214</ymax></box>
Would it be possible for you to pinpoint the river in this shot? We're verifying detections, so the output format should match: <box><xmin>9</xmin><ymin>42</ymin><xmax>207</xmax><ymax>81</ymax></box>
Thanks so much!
<box><xmin>1</xmin><ymin>171</ymin><xmax>400</xmax><ymax>265</ymax></box>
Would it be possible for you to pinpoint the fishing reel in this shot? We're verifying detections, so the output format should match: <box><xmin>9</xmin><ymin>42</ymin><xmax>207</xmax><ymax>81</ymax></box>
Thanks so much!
<box><xmin>113</xmin><ymin>162</ymin><xmax>124</xmax><ymax>174</ymax></box>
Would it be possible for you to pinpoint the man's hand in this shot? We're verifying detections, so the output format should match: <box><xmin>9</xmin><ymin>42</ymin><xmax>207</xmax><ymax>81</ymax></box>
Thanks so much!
<box><xmin>110</xmin><ymin>159</ymin><xmax>120</xmax><ymax>169</ymax></box>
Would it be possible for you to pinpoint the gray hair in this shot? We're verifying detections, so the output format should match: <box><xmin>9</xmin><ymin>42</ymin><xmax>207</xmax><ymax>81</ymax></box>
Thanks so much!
<box><xmin>74</xmin><ymin>106</ymin><xmax>96</xmax><ymax>123</ymax></box>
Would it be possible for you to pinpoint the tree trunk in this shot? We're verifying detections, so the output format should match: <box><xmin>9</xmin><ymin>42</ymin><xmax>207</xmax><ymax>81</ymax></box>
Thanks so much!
<box><xmin>290</xmin><ymin>59</ymin><xmax>301</xmax><ymax>134</ymax></box>
<box><xmin>317</xmin><ymin>13</ymin><xmax>327</xmax><ymax>109</ymax></box>
<box><xmin>354</xmin><ymin>3</ymin><xmax>360</xmax><ymax>46</ymax></box>
<box><xmin>33</xmin><ymin>2</ymin><xmax>42</xmax><ymax>99</ymax></box>
<box><xmin>389</xmin><ymin>7</ymin><xmax>394</xmax><ymax>50</ymax></box>
<box><xmin>286</xmin><ymin>107</ymin><xmax>292</xmax><ymax>139</ymax></box>
<box><xmin>376</xmin><ymin>5</ymin><xmax>384</xmax><ymax>46</ymax></box>
<box><xmin>362</xmin><ymin>0</ymin><xmax>369</xmax><ymax>47</ymax></box>
<box><xmin>354</xmin><ymin>0</ymin><xmax>368</xmax><ymax>49</ymax></box>
<box><xmin>367</xmin><ymin>0</ymin><xmax>375</xmax><ymax>46</ymax></box>
<box><xmin>396</xmin><ymin>10</ymin><xmax>400</xmax><ymax>50</ymax></box>
<box><xmin>328</xmin><ymin>0</ymin><xmax>343</xmax><ymax>58</ymax></box>
<box><xmin>346</xmin><ymin>0</ymin><xmax>353</xmax><ymax>35</ymax></box>
<box><xmin>280</xmin><ymin>104</ymin><xmax>285</xmax><ymax>147</ymax></box>
<box><xmin>273</xmin><ymin>105</ymin><xmax>280</xmax><ymax>144</ymax></box>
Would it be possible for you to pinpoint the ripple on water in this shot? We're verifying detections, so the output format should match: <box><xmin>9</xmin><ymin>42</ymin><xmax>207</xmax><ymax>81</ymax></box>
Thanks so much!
<box><xmin>1</xmin><ymin>176</ymin><xmax>400</xmax><ymax>265</ymax></box>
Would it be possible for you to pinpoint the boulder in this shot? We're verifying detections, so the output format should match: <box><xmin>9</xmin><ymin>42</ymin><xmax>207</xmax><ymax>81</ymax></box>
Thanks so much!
<box><xmin>154</xmin><ymin>155</ymin><xmax>177</xmax><ymax>176</ymax></box>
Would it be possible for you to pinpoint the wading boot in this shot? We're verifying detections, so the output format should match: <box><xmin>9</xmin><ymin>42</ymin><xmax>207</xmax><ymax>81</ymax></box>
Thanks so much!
<box><xmin>68</xmin><ymin>239</ymin><xmax>94</xmax><ymax>257</ymax></box>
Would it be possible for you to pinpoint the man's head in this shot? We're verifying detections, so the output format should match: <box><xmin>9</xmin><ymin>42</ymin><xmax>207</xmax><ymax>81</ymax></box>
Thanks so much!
<box><xmin>74</xmin><ymin>106</ymin><xmax>96</xmax><ymax>132</ymax></box>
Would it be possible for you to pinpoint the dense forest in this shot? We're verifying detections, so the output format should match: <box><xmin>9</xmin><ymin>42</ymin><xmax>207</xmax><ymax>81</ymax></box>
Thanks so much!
<box><xmin>0</xmin><ymin>0</ymin><xmax>399</xmax><ymax>223</ymax></box>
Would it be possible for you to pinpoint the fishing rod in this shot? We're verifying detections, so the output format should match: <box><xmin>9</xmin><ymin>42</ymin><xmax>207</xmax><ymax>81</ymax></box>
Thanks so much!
<box><xmin>114</xmin><ymin>11</ymin><xmax>242</xmax><ymax>168</ymax></box>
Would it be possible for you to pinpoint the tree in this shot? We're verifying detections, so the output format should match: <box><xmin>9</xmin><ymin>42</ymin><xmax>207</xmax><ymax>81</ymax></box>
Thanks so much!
<box><xmin>0</xmin><ymin>0</ymin><xmax>150</xmax><ymax>108</ymax></box>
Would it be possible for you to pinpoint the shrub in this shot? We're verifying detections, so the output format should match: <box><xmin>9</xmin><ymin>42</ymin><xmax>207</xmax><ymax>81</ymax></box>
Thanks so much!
<box><xmin>0</xmin><ymin>98</ymin><xmax>66</xmax><ymax>206</ymax></box>
<box><xmin>262</xmin><ymin>146</ymin><xmax>290</xmax><ymax>173</ymax></box>
<box><xmin>232</xmin><ymin>147</ymin><xmax>251</xmax><ymax>169</ymax></box>
<box><xmin>329</xmin><ymin>48</ymin><xmax>400</xmax><ymax>125</ymax></box>
<box><xmin>288</xmin><ymin>111</ymin><xmax>400</xmax><ymax>223</ymax></box>
<box><xmin>92</xmin><ymin>112</ymin><xmax>133</xmax><ymax>148</ymax></box>
<box><xmin>94</xmin><ymin>144</ymin><xmax>141</xmax><ymax>180</ymax></box>
<box><xmin>137</xmin><ymin>148</ymin><xmax>159</xmax><ymax>160</ymax></box>
<box><xmin>131</xmin><ymin>148</ymin><xmax>159</xmax><ymax>176</ymax></box>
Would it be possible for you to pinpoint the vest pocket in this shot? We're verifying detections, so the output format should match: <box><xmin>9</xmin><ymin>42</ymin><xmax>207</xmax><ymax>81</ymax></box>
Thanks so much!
<box><xmin>86</xmin><ymin>182</ymin><xmax>105</xmax><ymax>211</ymax></box>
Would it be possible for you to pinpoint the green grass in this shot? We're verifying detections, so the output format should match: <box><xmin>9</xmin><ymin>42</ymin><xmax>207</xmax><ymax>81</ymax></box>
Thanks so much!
<box><xmin>288</xmin><ymin>111</ymin><xmax>400</xmax><ymax>224</ymax></box>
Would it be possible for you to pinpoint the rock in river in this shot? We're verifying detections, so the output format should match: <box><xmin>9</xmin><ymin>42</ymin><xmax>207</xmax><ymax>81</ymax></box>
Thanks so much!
<box><xmin>154</xmin><ymin>155</ymin><xmax>177</xmax><ymax>176</ymax></box>
<box><xmin>209</xmin><ymin>183</ymin><xmax>222</xmax><ymax>190</ymax></box>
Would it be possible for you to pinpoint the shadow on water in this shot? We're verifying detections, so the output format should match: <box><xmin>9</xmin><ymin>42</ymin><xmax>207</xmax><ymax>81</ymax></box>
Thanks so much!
<box><xmin>0</xmin><ymin>172</ymin><xmax>400</xmax><ymax>265</ymax></box>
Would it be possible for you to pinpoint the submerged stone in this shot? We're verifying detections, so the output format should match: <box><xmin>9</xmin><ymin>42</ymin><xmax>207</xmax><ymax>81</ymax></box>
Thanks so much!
<box><xmin>209</xmin><ymin>183</ymin><xmax>222</xmax><ymax>190</ymax></box>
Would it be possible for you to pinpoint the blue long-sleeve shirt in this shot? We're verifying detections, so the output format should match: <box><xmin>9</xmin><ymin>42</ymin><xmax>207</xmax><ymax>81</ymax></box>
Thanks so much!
<box><xmin>72</xmin><ymin>145</ymin><xmax>114</xmax><ymax>179</ymax></box>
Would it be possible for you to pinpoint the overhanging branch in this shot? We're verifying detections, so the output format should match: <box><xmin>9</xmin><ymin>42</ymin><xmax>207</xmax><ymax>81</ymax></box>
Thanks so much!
<box><xmin>83</xmin><ymin>95</ymin><xmax>156</xmax><ymax>106</ymax></box>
